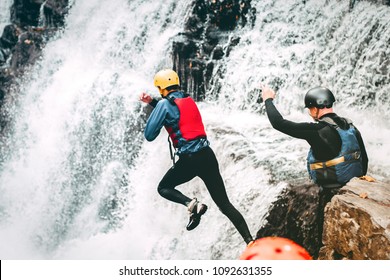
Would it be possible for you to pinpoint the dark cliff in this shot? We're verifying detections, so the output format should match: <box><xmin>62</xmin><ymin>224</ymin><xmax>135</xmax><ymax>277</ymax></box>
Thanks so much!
<box><xmin>0</xmin><ymin>0</ymin><xmax>69</xmax><ymax>124</ymax></box>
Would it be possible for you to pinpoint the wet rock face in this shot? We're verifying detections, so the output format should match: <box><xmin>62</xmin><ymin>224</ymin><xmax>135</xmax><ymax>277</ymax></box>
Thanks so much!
<box><xmin>11</xmin><ymin>0</ymin><xmax>41</xmax><ymax>27</ymax></box>
<box><xmin>43</xmin><ymin>0</ymin><xmax>70</xmax><ymax>27</ymax></box>
<box><xmin>255</xmin><ymin>179</ymin><xmax>323</xmax><ymax>259</ymax></box>
<box><xmin>0</xmin><ymin>25</ymin><xmax>54</xmax><ymax>111</ymax></box>
<box><xmin>0</xmin><ymin>0</ymin><xmax>69</xmax><ymax>114</ymax></box>
<box><xmin>0</xmin><ymin>24</ymin><xmax>21</xmax><ymax>108</ymax></box>
<box><xmin>0</xmin><ymin>24</ymin><xmax>19</xmax><ymax>50</ymax></box>
<box><xmin>350</xmin><ymin>0</ymin><xmax>390</xmax><ymax>9</ymax></box>
<box><xmin>172</xmin><ymin>0</ymin><xmax>256</xmax><ymax>100</ymax></box>
<box><xmin>11</xmin><ymin>0</ymin><xmax>69</xmax><ymax>27</ymax></box>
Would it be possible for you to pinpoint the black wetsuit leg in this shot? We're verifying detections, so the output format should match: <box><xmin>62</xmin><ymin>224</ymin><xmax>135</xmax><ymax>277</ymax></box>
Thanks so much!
<box><xmin>157</xmin><ymin>158</ymin><xmax>196</xmax><ymax>206</ymax></box>
<box><xmin>157</xmin><ymin>146</ymin><xmax>253</xmax><ymax>243</ymax></box>
<box><xmin>318</xmin><ymin>187</ymin><xmax>340</xmax><ymax>245</ymax></box>
<box><xmin>196</xmin><ymin>147</ymin><xmax>253</xmax><ymax>244</ymax></box>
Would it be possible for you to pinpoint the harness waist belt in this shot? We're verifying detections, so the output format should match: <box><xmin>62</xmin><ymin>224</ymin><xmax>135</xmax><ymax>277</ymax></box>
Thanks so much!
<box><xmin>309</xmin><ymin>151</ymin><xmax>360</xmax><ymax>170</ymax></box>
<box><xmin>310</xmin><ymin>157</ymin><xmax>344</xmax><ymax>170</ymax></box>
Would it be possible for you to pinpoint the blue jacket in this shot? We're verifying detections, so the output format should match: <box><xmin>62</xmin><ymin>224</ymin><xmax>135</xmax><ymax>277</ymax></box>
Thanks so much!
<box><xmin>144</xmin><ymin>91</ymin><xmax>209</xmax><ymax>155</ymax></box>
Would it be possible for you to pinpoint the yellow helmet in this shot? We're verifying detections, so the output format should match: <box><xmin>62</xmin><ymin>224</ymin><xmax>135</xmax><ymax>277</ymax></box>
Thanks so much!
<box><xmin>153</xmin><ymin>69</ymin><xmax>180</xmax><ymax>90</ymax></box>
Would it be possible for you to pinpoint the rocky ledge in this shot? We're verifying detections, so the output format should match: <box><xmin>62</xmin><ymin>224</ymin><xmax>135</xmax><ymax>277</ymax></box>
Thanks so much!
<box><xmin>320</xmin><ymin>178</ymin><xmax>390</xmax><ymax>260</ymax></box>
<box><xmin>256</xmin><ymin>177</ymin><xmax>390</xmax><ymax>260</ymax></box>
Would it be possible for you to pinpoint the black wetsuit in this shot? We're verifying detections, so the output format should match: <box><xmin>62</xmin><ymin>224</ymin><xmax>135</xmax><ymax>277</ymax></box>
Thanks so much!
<box><xmin>264</xmin><ymin>99</ymin><xmax>368</xmax><ymax>175</ymax></box>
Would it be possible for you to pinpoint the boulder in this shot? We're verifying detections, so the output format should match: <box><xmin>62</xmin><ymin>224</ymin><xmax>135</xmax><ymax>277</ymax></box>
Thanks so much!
<box><xmin>255</xmin><ymin>179</ymin><xmax>323</xmax><ymax>258</ymax></box>
<box><xmin>319</xmin><ymin>178</ymin><xmax>390</xmax><ymax>259</ymax></box>
<box><xmin>255</xmin><ymin>176</ymin><xmax>390</xmax><ymax>259</ymax></box>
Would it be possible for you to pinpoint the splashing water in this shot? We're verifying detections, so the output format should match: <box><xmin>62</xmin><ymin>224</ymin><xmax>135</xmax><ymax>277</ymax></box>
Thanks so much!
<box><xmin>0</xmin><ymin>0</ymin><xmax>389</xmax><ymax>260</ymax></box>
<box><xmin>0</xmin><ymin>0</ymin><xmax>13</xmax><ymax>33</ymax></box>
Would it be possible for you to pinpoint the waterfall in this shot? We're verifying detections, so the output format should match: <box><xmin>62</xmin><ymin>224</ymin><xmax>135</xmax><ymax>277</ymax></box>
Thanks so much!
<box><xmin>38</xmin><ymin>0</ymin><xmax>48</xmax><ymax>28</ymax></box>
<box><xmin>0</xmin><ymin>0</ymin><xmax>13</xmax><ymax>33</ymax></box>
<box><xmin>0</xmin><ymin>0</ymin><xmax>389</xmax><ymax>260</ymax></box>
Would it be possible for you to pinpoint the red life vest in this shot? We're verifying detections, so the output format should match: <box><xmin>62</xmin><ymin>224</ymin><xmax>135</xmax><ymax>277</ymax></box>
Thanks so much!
<box><xmin>165</xmin><ymin>96</ymin><xmax>207</xmax><ymax>147</ymax></box>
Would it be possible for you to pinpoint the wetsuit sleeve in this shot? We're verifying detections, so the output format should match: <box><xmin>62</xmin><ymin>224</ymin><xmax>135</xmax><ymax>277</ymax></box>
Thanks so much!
<box><xmin>149</xmin><ymin>98</ymin><xmax>158</xmax><ymax>108</ymax></box>
<box><xmin>264</xmin><ymin>98</ymin><xmax>319</xmax><ymax>140</ymax></box>
<box><xmin>144</xmin><ymin>101</ymin><xmax>167</xmax><ymax>141</ymax></box>
<box><xmin>354</xmin><ymin>127</ymin><xmax>368</xmax><ymax>174</ymax></box>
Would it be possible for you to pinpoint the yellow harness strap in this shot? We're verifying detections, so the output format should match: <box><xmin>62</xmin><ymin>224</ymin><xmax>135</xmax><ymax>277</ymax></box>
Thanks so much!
<box><xmin>309</xmin><ymin>156</ymin><xmax>345</xmax><ymax>170</ymax></box>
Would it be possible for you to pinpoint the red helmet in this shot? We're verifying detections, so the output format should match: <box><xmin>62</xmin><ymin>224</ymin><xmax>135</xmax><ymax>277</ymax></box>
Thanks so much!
<box><xmin>240</xmin><ymin>237</ymin><xmax>312</xmax><ymax>260</ymax></box>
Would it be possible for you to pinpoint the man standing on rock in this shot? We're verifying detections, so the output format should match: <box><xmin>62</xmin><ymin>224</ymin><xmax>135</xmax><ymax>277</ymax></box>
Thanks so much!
<box><xmin>260</xmin><ymin>85</ymin><xmax>369</xmax><ymax>231</ymax></box>
<box><xmin>139</xmin><ymin>69</ymin><xmax>254</xmax><ymax>245</ymax></box>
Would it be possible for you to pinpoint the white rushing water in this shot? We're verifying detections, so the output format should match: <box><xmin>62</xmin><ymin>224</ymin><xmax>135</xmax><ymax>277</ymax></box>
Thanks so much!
<box><xmin>0</xmin><ymin>0</ymin><xmax>389</xmax><ymax>260</ymax></box>
<box><xmin>0</xmin><ymin>0</ymin><xmax>13</xmax><ymax>33</ymax></box>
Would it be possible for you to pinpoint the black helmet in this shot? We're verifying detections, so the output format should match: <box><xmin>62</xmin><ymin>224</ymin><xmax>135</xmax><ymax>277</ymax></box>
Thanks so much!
<box><xmin>304</xmin><ymin>87</ymin><xmax>336</xmax><ymax>108</ymax></box>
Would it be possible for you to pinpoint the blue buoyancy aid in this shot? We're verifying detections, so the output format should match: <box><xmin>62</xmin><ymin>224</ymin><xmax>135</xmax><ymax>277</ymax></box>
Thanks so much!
<box><xmin>307</xmin><ymin>117</ymin><xmax>364</xmax><ymax>187</ymax></box>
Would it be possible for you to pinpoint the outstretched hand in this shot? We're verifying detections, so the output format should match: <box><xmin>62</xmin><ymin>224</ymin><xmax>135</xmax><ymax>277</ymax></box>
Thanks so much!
<box><xmin>261</xmin><ymin>85</ymin><xmax>276</xmax><ymax>101</ymax></box>
<box><xmin>139</xmin><ymin>92</ymin><xmax>153</xmax><ymax>104</ymax></box>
